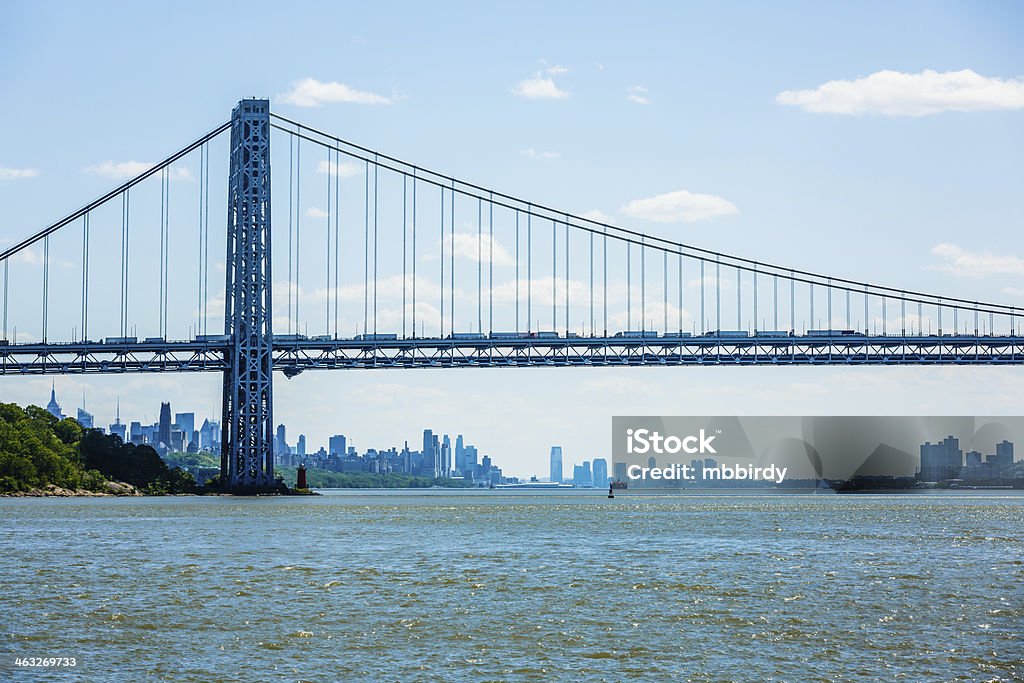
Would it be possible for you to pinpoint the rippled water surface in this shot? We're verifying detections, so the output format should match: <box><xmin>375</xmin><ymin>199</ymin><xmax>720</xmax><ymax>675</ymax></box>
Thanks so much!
<box><xmin>1</xmin><ymin>491</ymin><xmax>1022</xmax><ymax>682</ymax></box>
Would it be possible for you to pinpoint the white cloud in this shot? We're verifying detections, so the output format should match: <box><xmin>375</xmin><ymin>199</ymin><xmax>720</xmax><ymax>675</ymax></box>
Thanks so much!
<box><xmin>316</xmin><ymin>159</ymin><xmax>363</xmax><ymax>178</ymax></box>
<box><xmin>306</xmin><ymin>207</ymin><xmax>329</xmax><ymax>219</ymax></box>
<box><xmin>620</xmin><ymin>190</ymin><xmax>739</xmax><ymax>223</ymax></box>
<box><xmin>521</xmin><ymin>148</ymin><xmax>560</xmax><ymax>160</ymax></box>
<box><xmin>0</xmin><ymin>166</ymin><xmax>39</xmax><ymax>181</ymax></box>
<box><xmin>444</xmin><ymin>232</ymin><xmax>515</xmax><ymax>267</ymax></box>
<box><xmin>627</xmin><ymin>85</ymin><xmax>650</xmax><ymax>105</ymax></box>
<box><xmin>512</xmin><ymin>65</ymin><xmax>570</xmax><ymax>100</ymax></box>
<box><xmin>579</xmin><ymin>209</ymin><xmax>612</xmax><ymax>223</ymax></box>
<box><xmin>278</xmin><ymin>77</ymin><xmax>393</xmax><ymax>107</ymax></box>
<box><xmin>926</xmin><ymin>243</ymin><xmax>1024</xmax><ymax>278</ymax></box>
<box><xmin>776</xmin><ymin>69</ymin><xmax>1024</xmax><ymax>116</ymax></box>
<box><xmin>512</xmin><ymin>76</ymin><xmax>569</xmax><ymax>100</ymax></box>
<box><xmin>83</xmin><ymin>161</ymin><xmax>191</xmax><ymax>181</ymax></box>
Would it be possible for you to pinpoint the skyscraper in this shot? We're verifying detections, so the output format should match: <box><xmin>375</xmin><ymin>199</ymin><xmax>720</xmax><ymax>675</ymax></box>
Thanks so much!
<box><xmin>329</xmin><ymin>434</ymin><xmax>347</xmax><ymax>457</ymax></box>
<box><xmin>993</xmin><ymin>440</ymin><xmax>1014</xmax><ymax>465</ymax></box>
<box><xmin>158</xmin><ymin>402</ymin><xmax>172</xmax><ymax>452</ymax></box>
<box><xmin>46</xmin><ymin>382</ymin><xmax>63</xmax><ymax>420</ymax></box>
<box><xmin>440</xmin><ymin>440</ymin><xmax>451</xmax><ymax>478</ymax></box>
<box><xmin>550</xmin><ymin>446</ymin><xmax>563</xmax><ymax>483</ymax></box>
<box><xmin>592</xmin><ymin>458</ymin><xmax>609</xmax><ymax>488</ymax></box>
<box><xmin>109</xmin><ymin>397</ymin><xmax>126</xmax><ymax>442</ymax></box>
<box><xmin>297</xmin><ymin>434</ymin><xmax>306</xmax><ymax>458</ymax></box>
<box><xmin>919</xmin><ymin>436</ymin><xmax>962</xmax><ymax>481</ymax></box>
<box><xmin>174</xmin><ymin>413</ymin><xmax>195</xmax><ymax>440</ymax></box>
<box><xmin>275</xmin><ymin>424</ymin><xmax>287</xmax><ymax>455</ymax></box>
<box><xmin>455</xmin><ymin>434</ymin><xmax>466</xmax><ymax>474</ymax></box>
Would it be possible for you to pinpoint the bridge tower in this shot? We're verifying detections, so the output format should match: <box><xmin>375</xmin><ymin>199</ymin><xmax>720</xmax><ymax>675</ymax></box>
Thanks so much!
<box><xmin>220</xmin><ymin>99</ymin><xmax>275</xmax><ymax>488</ymax></box>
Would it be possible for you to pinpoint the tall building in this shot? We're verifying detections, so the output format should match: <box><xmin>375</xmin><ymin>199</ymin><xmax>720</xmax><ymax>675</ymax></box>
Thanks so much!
<box><xmin>550</xmin><ymin>446</ymin><xmax>563</xmax><ymax>483</ymax></box>
<box><xmin>174</xmin><ymin>413</ymin><xmax>195</xmax><ymax>440</ymax></box>
<box><xmin>297</xmin><ymin>434</ymin><xmax>306</xmax><ymax>458</ymax></box>
<box><xmin>200</xmin><ymin>419</ymin><xmax>219</xmax><ymax>451</ymax></box>
<box><xmin>329</xmin><ymin>434</ymin><xmax>347</xmax><ymax>457</ymax></box>
<box><xmin>158</xmin><ymin>402</ymin><xmax>172</xmax><ymax>451</ymax></box>
<box><xmin>76</xmin><ymin>407</ymin><xmax>94</xmax><ymax>429</ymax></box>
<box><xmin>422</xmin><ymin>429</ymin><xmax>435</xmax><ymax>473</ymax></box>
<box><xmin>130</xmin><ymin>421</ymin><xmax>144</xmax><ymax>444</ymax></box>
<box><xmin>275</xmin><ymin>424</ymin><xmax>287</xmax><ymax>455</ymax></box>
<box><xmin>46</xmin><ymin>382</ymin><xmax>63</xmax><ymax>419</ymax></box>
<box><xmin>991</xmin><ymin>440</ymin><xmax>1014</xmax><ymax>466</ymax></box>
<box><xmin>592</xmin><ymin>458</ymin><xmax>609</xmax><ymax>488</ymax></box>
<box><xmin>919</xmin><ymin>436</ymin><xmax>962</xmax><ymax>481</ymax></box>
<box><xmin>441</xmin><ymin>439</ymin><xmax>452</xmax><ymax>477</ymax></box>
<box><xmin>573</xmin><ymin>461</ymin><xmax>593</xmax><ymax>487</ymax></box>
<box><xmin>109</xmin><ymin>397</ymin><xmax>126</xmax><ymax>442</ymax></box>
<box><xmin>455</xmin><ymin>434</ymin><xmax>466</xmax><ymax>473</ymax></box>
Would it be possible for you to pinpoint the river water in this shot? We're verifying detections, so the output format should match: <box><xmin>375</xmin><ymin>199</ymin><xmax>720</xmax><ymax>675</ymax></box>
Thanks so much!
<box><xmin>1</xmin><ymin>490</ymin><xmax>1021</xmax><ymax>682</ymax></box>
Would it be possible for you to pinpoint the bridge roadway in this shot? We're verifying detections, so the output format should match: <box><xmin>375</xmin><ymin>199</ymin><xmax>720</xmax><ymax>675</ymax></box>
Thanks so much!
<box><xmin>2</xmin><ymin>333</ymin><xmax>1023</xmax><ymax>375</ymax></box>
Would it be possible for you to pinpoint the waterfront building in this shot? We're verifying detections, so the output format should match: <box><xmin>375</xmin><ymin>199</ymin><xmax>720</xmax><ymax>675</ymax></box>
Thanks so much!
<box><xmin>592</xmin><ymin>458</ymin><xmax>608</xmax><ymax>488</ymax></box>
<box><xmin>919</xmin><ymin>436</ymin><xmax>962</xmax><ymax>481</ymax></box>
<box><xmin>550</xmin><ymin>446</ymin><xmax>563</xmax><ymax>483</ymax></box>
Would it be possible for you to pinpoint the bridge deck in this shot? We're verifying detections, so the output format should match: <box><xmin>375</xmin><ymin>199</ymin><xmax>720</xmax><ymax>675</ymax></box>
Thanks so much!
<box><xmin>1</xmin><ymin>335</ymin><xmax>1023</xmax><ymax>375</ymax></box>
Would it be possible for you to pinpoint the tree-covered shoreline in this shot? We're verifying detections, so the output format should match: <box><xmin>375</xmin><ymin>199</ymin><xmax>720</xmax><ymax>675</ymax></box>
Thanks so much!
<box><xmin>0</xmin><ymin>402</ymin><xmax>196</xmax><ymax>495</ymax></box>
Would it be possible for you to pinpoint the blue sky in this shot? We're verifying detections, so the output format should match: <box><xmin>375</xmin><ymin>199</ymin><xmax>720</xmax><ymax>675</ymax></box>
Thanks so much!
<box><xmin>1</xmin><ymin>1</ymin><xmax>1023</xmax><ymax>477</ymax></box>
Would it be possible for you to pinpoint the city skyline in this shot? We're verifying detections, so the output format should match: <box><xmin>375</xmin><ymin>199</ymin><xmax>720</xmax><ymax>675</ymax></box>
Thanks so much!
<box><xmin>1</xmin><ymin>2</ymin><xmax>1022</xmax><ymax>478</ymax></box>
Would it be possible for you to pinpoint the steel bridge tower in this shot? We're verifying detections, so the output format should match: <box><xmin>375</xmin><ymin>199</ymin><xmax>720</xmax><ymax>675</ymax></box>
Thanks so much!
<box><xmin>220</xmin><ymin>99</ymin><xmax>275</xmax><ymax>488</ymax></box>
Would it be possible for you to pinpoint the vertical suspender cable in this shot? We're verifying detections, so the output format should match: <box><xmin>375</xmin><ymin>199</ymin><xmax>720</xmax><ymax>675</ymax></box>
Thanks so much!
<box><xmin>454</xmin><ymin>181</ymin><xmax>458</xmax><ymax>335</ymax></box>
<box><xmin>663</xmin><ymin>251</ymin><xmax>668</xmax><ymax>334</ymax></box>
<box><xmin>295</xmin><ymin>138</ymin><xmax>301</xmax><ymax>333</ymax></box>
<box><xmin>326</xmin><ymin>148</ymin><xmax>332</xmax><ymax>334</ymax></box>
<box><xmin>288</xmin><ymin>136</ymin><xmax>294</xmax><ymax>334</ymax></box>
<box><xmin>515</xmin><ymin>211</ymin><xmax>520</xmax><ymax>333</ymax></box>
<box><xmin>551</xmin><ymin>219</ymin><xmax>556</xmax><ymax>331</ymax></box>
<box><xmin>641</xmin><ymin>240</ymin><xmax>646</xmax><ymax>332</ymax></box>
<box><xmin>527</xmin><ymin>208</ymin><xmax>532</xmax><ymax>333</ymax></box>
<box><xmin>82</xmin><ymin>213</ymin><xmax>90</xmax><ymax>341</ymax></box>
<box><xmin>42</xmin><ymin>235</ymin><xmax>49</xmax><ymax>342</ymax></box>
<box><xmin>440</xmin><ymin>185</ymin><xmax>444</xmax><ymax>337</ymax></box>
<box><xmin>159</xmin><ymin>168</ymin><xmax>165</xmax><ymax>338</ymax></box>
<box><xmin>627</xmin><ymin>241</ymin><xmax>631</xmax><ymax>330</ymax></box>
<box><xmin>753</xmin><ymin>267</ymin><xmax>758</xmax><ymax>333</ymax></box>
<box><xmin>700</xmin><ymin>260</ymin><xmax>706</xmax><ymax>334</ymax></box>
<box><xmin>364</xmin><ymin>159</ymin><xmax>370</xmax><ymax>337</ymax></box>
<box><xmin>403</xmin><ymin>176</ymin><xmax>407</xmax><ymax>338</ymax></box>
<box><xmin>736</xmin><ymin>267</ymin><xmax>741</xmax><ymax>331</ymax></box>
<box><xmin>564</xmin><ymin>217</ymin><xmax>569</xmax><ymax>335</ymax></box>
<box><xmin>2</xmin><ymin>258</ymin><xmax>7</xmax><ymax>341</ymax></box>
<box><xmin>203</xmin><ymin>144</ymin><xmax>210</xmax><ymax>336</ymax></box>
<box><xmin>334</xmin><ymin>148</ymin><xmax>340</xmax><ymax>338</ymax></box>
<box><xmin>373</xmin><ymin>158</ymin><xmax>378</xmax><ymax>335</ymax></box>
<box><xmin>411</xmin><ymin>171</ymin><xmax>417</xmax><ymax>338</ymax></box>
<box><xmin>589</xmin><ymin>228</ymin><xmax>594</xmax><ymax>336</ymax></box>
<box><xmin>715</xmin><ymin>256</ymin><xmax>721</xmax><ymax>333</ymax></box>
<box><xmin>197</xmin><ymin>146</ymin><xmax>204</xmax><ymax>338</ymax></box>
<box><xmin>678</xmin><ymin>252</ymin><xmax>683</xmax><ymax>334</ymax></box>
<box><xmin>488</xmin><ymin>195</ymin><xmax>494</xmax><ymax>335</ymax></box>
<box><xmin>603</xmin><ymin>227</ymin><xmax>607</xmax><ymax>336</ymax></box>
<box><xmin>477</xmin><ymin>198</ymin><xmax>482</xmax><ymax>333</ymax></box>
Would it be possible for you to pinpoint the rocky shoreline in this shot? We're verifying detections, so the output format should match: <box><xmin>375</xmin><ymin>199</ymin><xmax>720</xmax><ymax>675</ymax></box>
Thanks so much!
<box><xmin>2</xmin><ymin>481</ymin><xmax>143</xmax><ymax>497</ymax></box>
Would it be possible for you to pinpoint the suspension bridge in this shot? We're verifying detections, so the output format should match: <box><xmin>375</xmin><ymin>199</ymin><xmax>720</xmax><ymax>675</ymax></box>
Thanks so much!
<box><xmin>1</xmin><ymin>99</ymin><xmax>1021</xmax><ymax>488</ymax></box>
